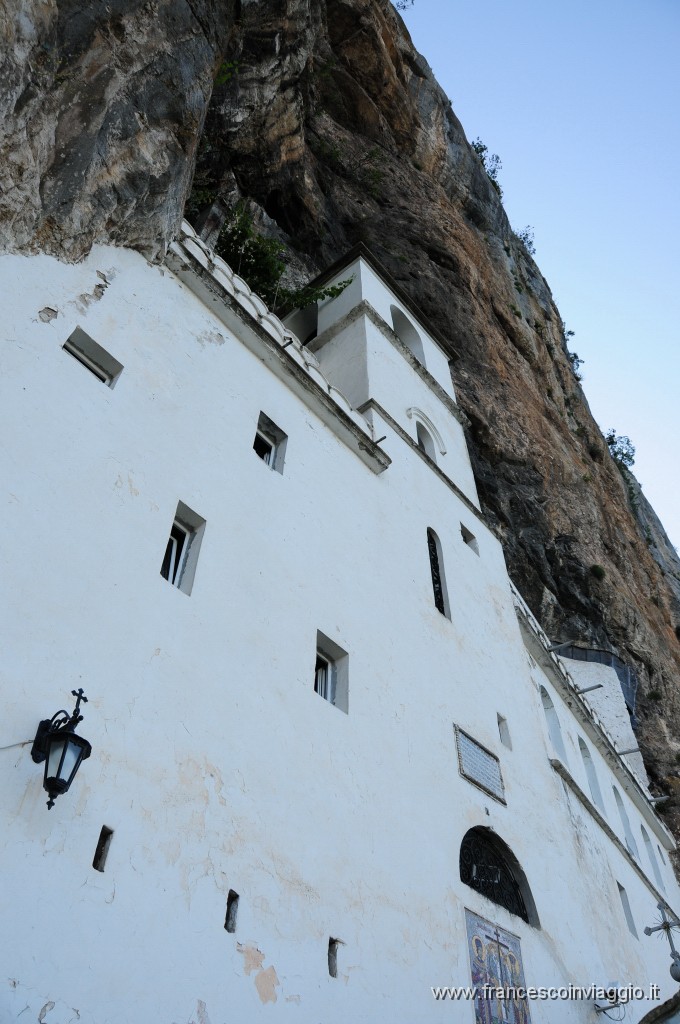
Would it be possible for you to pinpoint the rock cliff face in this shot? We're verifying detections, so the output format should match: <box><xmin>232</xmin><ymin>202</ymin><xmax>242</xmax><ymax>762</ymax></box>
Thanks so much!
<box><xmin>3</xmin><ymin>0</ymin><xmax>680</xmax><ymax>834</ymax></box>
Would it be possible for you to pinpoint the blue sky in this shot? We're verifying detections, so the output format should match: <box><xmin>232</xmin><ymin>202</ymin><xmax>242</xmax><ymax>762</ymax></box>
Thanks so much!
<box><xmin>399</xmin><ymin>0</ymin><xmax>679</xmax><ymax>548</ymax></box>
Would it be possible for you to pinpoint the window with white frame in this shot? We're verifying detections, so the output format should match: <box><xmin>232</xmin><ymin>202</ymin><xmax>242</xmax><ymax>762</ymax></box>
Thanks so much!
<box><xmin>62</xmin><ymin>326</ymin><xmax>123</xmax><ymax>388</ymax></box>
<box><xmin>160</xmin><ymin>501</ymin><xmax>206</xmax><ymax>595</ymax></box>
<box><xmin>252</xmin><ymin>412</ymin><xmax>287</xmax><ymax>473</ymax></box>
<box><xmin>314</xmin><ymin>631</ymin><xmax>348</xmax><ymax>713</ymax></box>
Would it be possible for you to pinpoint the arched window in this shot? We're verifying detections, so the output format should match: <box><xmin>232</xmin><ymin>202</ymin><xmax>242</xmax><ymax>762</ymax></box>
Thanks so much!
<box><xmin>416</xmin><ymin>422</ymin><xmax>437</xmax><ymax>463</ymax></box>
<box><xmin>641</xmin><ymin>825</ymin><xmax>665</xmax><ymax>891</ymax></box>
<box><xmin>613</xmin><ymin>786</ymin><xmax>639</xmax><ymax>860</ymax></box>
<box><xmin>540</xmin><ymin>687</ymin><xmax>568</xmax><ymax>762</ymax></box>
<box><xmin>578</xmin><ymin>737</ymin><xmax>606</xmax><ymax>815</ymax></box>
<box><xmin>459</xmin><ymin>828</ymin><xmax>539</xmax><ymax>926</ymax></box>
<box><xmin>426</xmin><ymin>528</ymin><xmax>450</xmax><ymax>618</ymax></box>
<box><xmin>390</xmin><ymin>305</ymin><xmax>426</xmax><ymax>366</ymax></box>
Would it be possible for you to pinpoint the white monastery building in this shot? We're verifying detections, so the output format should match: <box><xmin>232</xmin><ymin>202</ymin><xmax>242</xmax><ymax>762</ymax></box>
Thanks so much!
<box><xmin>2</xmin><ymin>223</ymin><xmax>680</xmax><ymax>1023</ymax></box>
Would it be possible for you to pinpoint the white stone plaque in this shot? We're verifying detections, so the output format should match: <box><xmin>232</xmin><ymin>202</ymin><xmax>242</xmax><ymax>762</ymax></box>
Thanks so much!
<box><xmin>456</xmin><ymin>727</ymin><xmax>505</xmax><ymax>802</ymax></box>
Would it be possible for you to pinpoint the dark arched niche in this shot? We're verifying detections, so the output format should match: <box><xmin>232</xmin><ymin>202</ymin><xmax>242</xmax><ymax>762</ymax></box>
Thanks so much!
<box><xmin>459</xmin><ymin>827</ymin><xmax>540</xmax><ymax>927</ymax></box>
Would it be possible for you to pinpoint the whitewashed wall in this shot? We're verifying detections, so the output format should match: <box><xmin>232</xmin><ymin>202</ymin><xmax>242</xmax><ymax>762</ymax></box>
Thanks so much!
<box><xmin>0</xmin><ymin>238</ymin><xmax>678</xmax><ymax>1024</ymax></box>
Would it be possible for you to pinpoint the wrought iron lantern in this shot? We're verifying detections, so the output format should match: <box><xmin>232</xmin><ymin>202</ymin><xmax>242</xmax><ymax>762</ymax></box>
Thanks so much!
<box><xmin>31</xmin><ymin>689</ymin><xmax>92</xmax><ymax>809</ymax></box>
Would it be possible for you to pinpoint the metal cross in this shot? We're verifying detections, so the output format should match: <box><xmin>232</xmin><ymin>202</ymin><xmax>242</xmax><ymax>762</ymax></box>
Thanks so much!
<box><xmin>644</xmin><ymin>902</ymin><xmax>680</xmax><ymax>970</ymax></box>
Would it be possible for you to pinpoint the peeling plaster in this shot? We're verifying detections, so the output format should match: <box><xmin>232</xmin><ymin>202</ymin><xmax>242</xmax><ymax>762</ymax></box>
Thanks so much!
<box><xmin>237</xmin><ymin>944</ymin><xmax>280</xmax><ymax>1004</ymax></box>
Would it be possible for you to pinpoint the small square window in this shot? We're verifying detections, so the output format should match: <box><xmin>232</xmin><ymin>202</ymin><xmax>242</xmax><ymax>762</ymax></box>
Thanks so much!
<box><xmin>460</xmin><ymin>523</ymin><xmax>479</xmax><ymax>555</ymax></box>
<box><xmin>253</xmin><ymin>412</ymin><xmax>287</xmax><ymax>473</ymax></box>
<box><xmin>160</xmin><ymin>501</ymin><xmax>206</xmax><ymax>596</ymax></box>
<box><xmin>62</xmin><ymin>326</ymin><xmax>123</xmax><ymax>388</ymax></box>
<box><xmin>314</xmin><ymin>631</ymin><xmax>348</xmax><ymax>714</ymax></box>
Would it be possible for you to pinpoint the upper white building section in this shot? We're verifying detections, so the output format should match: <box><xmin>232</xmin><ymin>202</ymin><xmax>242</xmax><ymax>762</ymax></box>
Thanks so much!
<box><xmin>285</xmin><ymin>245</ymin><xmax>480</xmax><ymax>510</ymax></box>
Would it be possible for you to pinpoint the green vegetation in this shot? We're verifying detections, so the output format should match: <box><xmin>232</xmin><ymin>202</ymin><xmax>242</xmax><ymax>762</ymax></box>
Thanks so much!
<box><xmin>514</xmin><ymin>226</ymin><xmax>536</xmax><ymax>256</ymax></box>
<box><xmin>568</xmin><ymin>352</ymin><xmax>583</xmax><ymax>381</ymax></box>
<box><xmin>605</xmin><ymin>430</ymin><xmax>636</xmax><ymax>469</ymax></box>
<box><xmin>215</xmin><ymin>203</ymin><xmax>352</xmax><ymax>312</ymax></box>
<box><xmin>590</xmin><ymin>564</ymin><xmax>606</xmax><ymax>580</ymax></box>
<box><xmin>214</xmin><ymin>60</ymin><xmax>239</xmax><ymax>86</ymax></box>
<box><xmin>471</xmin><ymin>138</ymin><xmax>503</xmax><ymax>198</ymax></box>
<box><xmin>648</xmin><ymin>689</ymin><xmax>662</xmax><ymax>702</ymax></box>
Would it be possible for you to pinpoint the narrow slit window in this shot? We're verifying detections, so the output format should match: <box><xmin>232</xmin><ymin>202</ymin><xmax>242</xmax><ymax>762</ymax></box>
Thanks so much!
<box><xmin>328</xmin><ymin>938</ymin><xmax>341</xmax><ymax>978</ymax></box>
<box><xmin>92</xmin><ymin>826</ymin><xmax>114</xmax><ymax>872</ymax></box>
<box><xmin>224</xmin><ymin>890</ymin><xmax>239</xmax><ymax>933</ymax></box>
<box><xmin>541</xmin><ymin>688</ymin><xmax>569</xmax><ymax>764</ymax></box>
<box><xmin>578</xmin><ymin>736</ymin><xmax>605</xmax><ymax>813</ymax></box>
<box><xmin>613</xmin><ymin>786</ymin><xmax>639</xmax><ymax>860</ymax></box>
<box><xmin>252</xmin><ymin>412</ymin><xmax>287</xmax><ymax>473</ymax></box>
<box><xmin>641</xmin><ymin>826</ymin><xmax>665</xmax><ymax>891</ymax></box>
<box><xmin>497</xmin><ymin>714</ymin><xmax>512</xmax><ymax>749</ymax></box>
<box><xmin>160</xmin><ymin>501</ymin><xmax>206</xmax><ymax>596</ymax></box>
<box><xmin>617</xmin><ymin>882</ymin><xmax>638</xmax><ymax>938</ymax></box>
<box><xmin>62</xmin><ymin>327</ymin><xmax>123</xmax><ymax>388</ymax></box>
<box><xmin>314</xmin><ymin>631</ymin><xmax>349</xmax><ymax>714</ymax></box>
<box><xmin>427</xmin><ymin>528</ymin><xmax>450</xmax><ymax>618</ymax></box>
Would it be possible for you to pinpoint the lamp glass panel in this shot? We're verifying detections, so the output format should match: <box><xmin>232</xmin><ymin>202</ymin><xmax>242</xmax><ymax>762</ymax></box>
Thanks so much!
<box><xmin>46</xmin><ymin>736</ymin><xmax>67</xmax><ymax>779</ymax></box>
<box><xmin>60</xmin><ymin>739</ymin><xmax>81</xmax><ymax>782</ymax></box>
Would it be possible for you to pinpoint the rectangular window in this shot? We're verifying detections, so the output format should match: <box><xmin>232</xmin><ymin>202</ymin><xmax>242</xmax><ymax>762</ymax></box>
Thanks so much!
<box><xmin>253</xmin><ymin>412</ymin><xmax>287</xmax><ymax>473</ymax></box>
<box><xmin>160</xmin><ymin>501</ymin><xmax>206</xmax><ymax>595</ymax></box>
<box><xmin>315</xmin><ymin>654</ymin><xmax>332</xmax><ymax>702</ymax></box>
<box><xmin>314</xmin><ymin>631</ymin><xmax>349</xmax><ymax>714</ymax></box>
<box><xmin>62</xmin><ymin>326</ymin><xmax>123</xmax><ymax>388</ymax></box>
<box><xmin>455</xmin><ymin>726</ymin><xmax>506</xmax><ymax>803</ymax></box>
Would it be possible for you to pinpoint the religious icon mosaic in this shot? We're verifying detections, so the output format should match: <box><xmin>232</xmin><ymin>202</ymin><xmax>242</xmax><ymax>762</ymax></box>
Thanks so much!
<box><xmin>465</xmin><ymin>909</ymin><xmax>531</xmax><ymax>1024</ymax></box>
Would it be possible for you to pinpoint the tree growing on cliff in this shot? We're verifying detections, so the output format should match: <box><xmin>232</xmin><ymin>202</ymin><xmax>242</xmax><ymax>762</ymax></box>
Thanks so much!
<box><xmin>471</xmin><ymin>138</ymin><xmax>503</xmax><ymax>198</ymax></box>
<box><xmin>605</xmin><ymin>430</ymin><xmax>636</xmax><ymax>469</ymax></box>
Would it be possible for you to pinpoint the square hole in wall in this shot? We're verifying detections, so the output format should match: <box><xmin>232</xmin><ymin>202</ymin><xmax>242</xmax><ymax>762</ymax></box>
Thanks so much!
<box><xmin>253</xmin><ymin>412</ymin><xmax>287</xmax><ymax>473</ymax></box>
<box><xmin>62</xmin><ymin>327</ymin><xmax>123</xmax><ymax>388</ymax></box>
<box><xmin>460</xmin><ymin>523</ymin><xmax>479</xmax><ymax>554</ymax></box>
<box><xmin>314</xmin><ymin>631</ymin><xmax>349</xmax><ymax>714</ymax></box>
